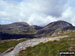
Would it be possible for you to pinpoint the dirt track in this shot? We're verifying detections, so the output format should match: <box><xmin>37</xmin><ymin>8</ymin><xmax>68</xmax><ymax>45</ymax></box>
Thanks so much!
<box><xmin>1</xmin><ymin>36</ymin><xmax>68</xmax><ymax>56</ymax></box>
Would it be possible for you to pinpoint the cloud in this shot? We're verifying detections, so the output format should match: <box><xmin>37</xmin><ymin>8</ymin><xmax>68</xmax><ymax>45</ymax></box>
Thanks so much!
<box><xmin>0</xmin><ymin>0</ymin><xmax>75</xmax><ymax>26</ymax></box>
<box><xmin>60</xmin><ymin>7</ymin><xmax>75</xmax><ymax>26</ymax></box>
<box><xmin>27</xmin><ymin>13</ymin><xmax>58</xmax><ymax>26</ymax></box>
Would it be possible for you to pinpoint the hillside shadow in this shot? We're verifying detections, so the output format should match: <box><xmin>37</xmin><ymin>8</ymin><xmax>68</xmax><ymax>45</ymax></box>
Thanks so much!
<box><xmin>0</xmin><ymin>32</ymin><xmax>35</xmax><ymax>40</ymax></box>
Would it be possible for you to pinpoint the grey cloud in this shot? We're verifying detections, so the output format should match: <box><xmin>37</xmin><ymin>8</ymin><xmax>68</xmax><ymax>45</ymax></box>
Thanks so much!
<box><xmin>0</xmin><ymin>0</ymin><xmax>75</xmax><ymax>26</ymax></box>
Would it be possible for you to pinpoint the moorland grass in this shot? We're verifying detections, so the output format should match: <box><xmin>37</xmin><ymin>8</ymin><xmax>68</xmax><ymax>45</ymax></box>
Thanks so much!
<box><xmin>0</xmin><ymin>38</ymin><xmax>29</xmax><ymax>53</ymax></box>
<box><xmin>19</xmin><ymin>32</ymin><xmax>75</xmax><ymax>56</ymax></box>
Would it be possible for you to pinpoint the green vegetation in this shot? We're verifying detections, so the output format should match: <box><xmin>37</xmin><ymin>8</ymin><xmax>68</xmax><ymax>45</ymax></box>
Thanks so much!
<box><xmin>69</xmin><ymin>31</ymin><xmax>75</xmax><ymax>37</ymax></box>
<box><xmin>19</xmin><ymin>32</ymin><xmax>75</xmax><ymax>56</ymax></box>
<box><xmin>19</xmin><ymin>38</ymin><xmax>75</xmax><ymax>56</ymax></box>
<box><xmin>0</xmin><ymin>38</ymin><xmax>29</xmax><ymax>53</ymax></box>
<box><xmin>0</xmin><ymin>31</ymin><xmax>75</xmax><ymax>56</ymax></box>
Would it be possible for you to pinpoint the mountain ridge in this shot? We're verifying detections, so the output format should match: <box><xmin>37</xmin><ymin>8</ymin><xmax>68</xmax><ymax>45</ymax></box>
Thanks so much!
<box><xmin>0</xmin><ymin>22</ymin><xmax>36</xmax><ymax>34</ymax></box>
<box><xmin>37</xmin><ymin>20</ymin><xmax>75</xmax><ymax>37</ymax></box>
<box><xmin>0</xmin><ymin>20</ymin><xmax>75</xmax><ymax>40</ymax></box>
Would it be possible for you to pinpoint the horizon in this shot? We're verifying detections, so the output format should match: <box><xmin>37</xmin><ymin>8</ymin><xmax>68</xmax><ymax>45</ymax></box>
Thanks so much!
<box><xmin>0</xmin><ymin>20</ymin><xmax>75</xmax><ymax>27</ymax></box>
<box><xmin>0</xmin><ymin>0</ymin><xmax>75</xmax><ymax>26</ymax></box>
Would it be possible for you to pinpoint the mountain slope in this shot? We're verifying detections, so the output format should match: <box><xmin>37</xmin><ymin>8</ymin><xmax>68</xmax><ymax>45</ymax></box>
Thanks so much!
<box><xmin>3</xmin><ymin>36</ymin><xmax>68</xmax><ymax>56</ymax></box>
<box><xmin>0</xmin><ymin>22</ymin><xmax>36</xmax><ymax>40</ymax></box>
<box><xmin>32</xmin><ymin>25</ymin><xmax>43</xmax><ymax>30</ymax></box>
<box><xmin>0</xmin><ymin>20</ymin><xmax>75</xmax><ymax>39</ymax></box>
<box><xmin>37</xmin><ymin>20</ymin><xmax>75</xmax><ymax>36</ymax></box>
<box><xmin>18</xmin><ymin>36</ymin><xmax>75</xmax><ymax>56</ymax></box>
<box><xmin>0</xmin><ymin>22</ymin><xmax>36</xmax><ymax>34</ymax></box>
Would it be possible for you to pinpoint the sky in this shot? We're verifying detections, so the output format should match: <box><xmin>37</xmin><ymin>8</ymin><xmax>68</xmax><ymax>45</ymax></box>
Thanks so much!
<box><xmin>0</xmin><ymin>0</ymin><xmax>75</xmax><ymax>26</ymax></box>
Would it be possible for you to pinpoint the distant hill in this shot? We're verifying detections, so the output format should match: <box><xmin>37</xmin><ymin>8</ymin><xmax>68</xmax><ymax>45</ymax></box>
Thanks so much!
<box><xmin>32</xmin><ymin>25</ymin><xmax>43</xmax><ymax>30</ymax></box>
<box><xmin>0</xmin><ymin>22</ymin><xmax>36</xmax><ymax>34</ymax></box>
<box><xmin>37</xmin><ymin>20</ymin><xmax>75</xmax><ymax>37</ymax></box>
<box><xmin>0</xmin><ymin>20</ymin><xmax>75</xmax><ymax>40</ymax></box>
<box><xmin>0</xmin><ymin>22</ymin><xmax>36</xmax><ymax>40</ymax></box>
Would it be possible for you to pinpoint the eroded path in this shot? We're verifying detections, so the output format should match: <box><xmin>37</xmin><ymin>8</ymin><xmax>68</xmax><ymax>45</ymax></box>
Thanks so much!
<box><xmin>3</xmin><ymin>36</ymin><xmax>68</xmax><ymax>56</ymax></box>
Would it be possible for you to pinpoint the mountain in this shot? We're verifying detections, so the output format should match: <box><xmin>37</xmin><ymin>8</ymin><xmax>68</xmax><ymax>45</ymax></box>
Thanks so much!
<box><xmin>0</xmin><ymin>20</ymin><xmax>75</xmax><ymax>40</ymax></box>
<box><xmin>37</xmin><ymin>20</ymin><xmax>75</xmax><ymax>37</ymax></box>
<box><xmin>0</xmin><ymin>22</ymin><xmax>36</xmax><ymax>34</ymax></box>
<box><xmin>32</xmin><ymin>25</ymin><xmax>43</xmax><ymax>30</ymax></box>
<box><xmin>0</xmin><ymin>22</ymin><xmax>36</xmax><ymax>40</ymax></box>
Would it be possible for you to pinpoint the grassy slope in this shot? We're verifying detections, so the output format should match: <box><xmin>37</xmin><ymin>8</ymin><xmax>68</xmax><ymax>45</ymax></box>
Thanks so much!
<box><xmin>0</xmin><ymin>38</ymin><xmax>29</xmax><ymax>53</ymax></box>
<box><xmin>19</xmin><ymin>32</ymin><xmax>75</xmax><ymax>56</ymax></box>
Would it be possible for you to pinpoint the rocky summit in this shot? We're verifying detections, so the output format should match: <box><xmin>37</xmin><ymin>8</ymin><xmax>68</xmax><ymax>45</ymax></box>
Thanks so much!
<box><xmin>37</xmin><ymin>20</ymin><xmax>75</xmax><ymax>37</ymax></box>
